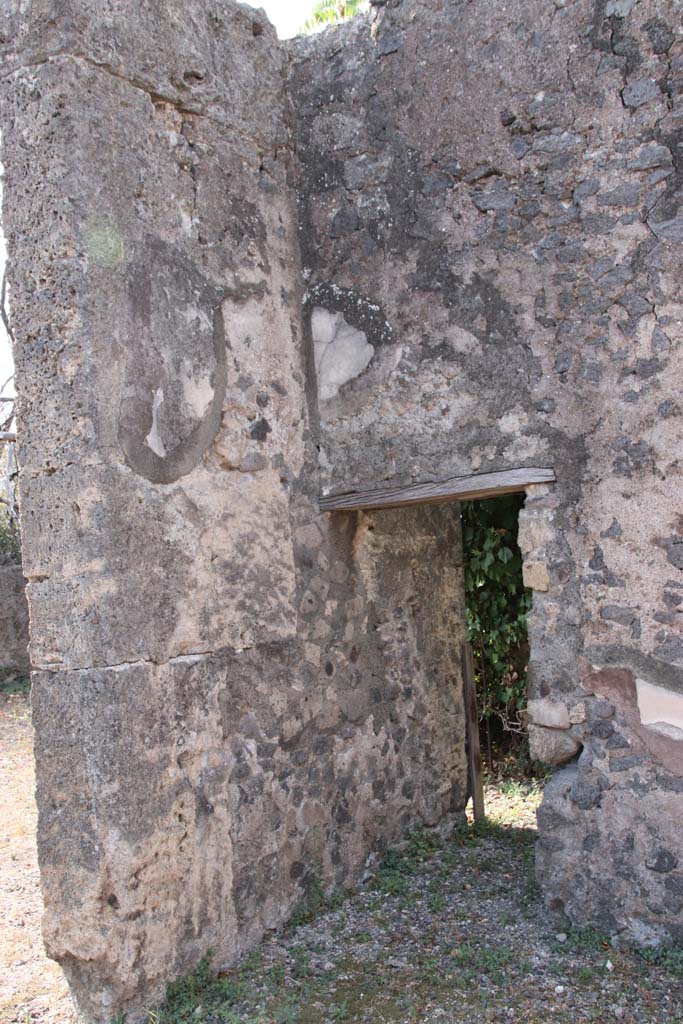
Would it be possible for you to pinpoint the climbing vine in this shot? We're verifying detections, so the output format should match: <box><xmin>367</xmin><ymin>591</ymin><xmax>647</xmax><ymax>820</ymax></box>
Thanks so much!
<box><xmin>462</xmin><ymin>495</ymin><xmax>531</xmax><ymax>759</ymax></box>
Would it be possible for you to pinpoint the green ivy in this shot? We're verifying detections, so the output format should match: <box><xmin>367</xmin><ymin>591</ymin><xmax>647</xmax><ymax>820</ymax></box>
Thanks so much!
<box><xmin>462</xmin><ymin>495</ymin><xmax>530</xmax><ymax>739</ymax></box>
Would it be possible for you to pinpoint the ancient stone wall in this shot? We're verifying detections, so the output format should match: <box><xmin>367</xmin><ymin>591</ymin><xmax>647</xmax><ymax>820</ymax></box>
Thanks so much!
<box><xmin>2</xmin><ymin>0</ymin><xmax>682</xmax><ymax>1016</ymax></box>
<box><xmin>288</xmin><ymin>0</ymin><xmax>683</xmax><ymax>945</ymax></box>
<box><xmin>0</xmin><ymin>2</ymin><xmax>467</xmax><ymax>1018</ymax></box>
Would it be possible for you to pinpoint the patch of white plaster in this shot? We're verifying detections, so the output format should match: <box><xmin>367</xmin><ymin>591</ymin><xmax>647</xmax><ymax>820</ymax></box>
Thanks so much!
<box><xmin>183</xmin><ymin>370</ymin><xmax>214</xmax><ymax>418</ymax></box>
<box><xmin>180</xmin><ymin>209</ymin><xmax>195</xmax><ymax>237</ymax></box>
<box><xmin>636</xmin><ymin>678</ymin><xmax>683</xmax><ymax>740</ymax></box>
<box><xmin>312</xmin><ymin>307</ymin><xmax>375</xmax><ymax>401</ymax></box>
<box><xmin>145</xmin><ymin>387</ymin><xmax>166</xmax><ymax>457</ymax></box>
<box><xmin>499</xmin><ymin>409</ymin><xmax>529</xmax><ymax>434</ymax></box>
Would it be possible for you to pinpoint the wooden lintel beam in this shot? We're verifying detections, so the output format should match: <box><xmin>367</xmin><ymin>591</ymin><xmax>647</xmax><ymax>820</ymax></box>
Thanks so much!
<box><xmin>319</xmin><ymin>466</ymin><xmax>556</xmax><ymax>513</ymax></box>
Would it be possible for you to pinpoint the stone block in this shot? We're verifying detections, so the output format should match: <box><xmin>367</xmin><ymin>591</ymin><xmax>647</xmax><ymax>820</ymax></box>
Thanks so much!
<box><xmin>517</xmin><ymin>514</ymin><xmax>551</xmax><ymax>555</ymax></box>
<box><xmin>529</xmin><ymin>725</ymin><xmax>581</xmax><ymax>766</ymax></box>
<box><xmin>622</xmin><ymin>78</ymin><xmax>662</xmax><ymax>108</ymax></box>
<box><xmin>569</xmin><ymin>702</ymin><xmax>587</xmax><ymax>725</ymax></box>
<box><xmin>527</xmin><ymin>698</ymin><xmax>571</xmax><ymax>730</ymax></box>
<box><xmin>21</xmin><ymin>463</ymin><xmax>298</xmax><ymax>669</ymax></box>
<box><xmin>523</xmin><ymin>560</ymin><xmax>550</xmax><ymax>592</ymax></box>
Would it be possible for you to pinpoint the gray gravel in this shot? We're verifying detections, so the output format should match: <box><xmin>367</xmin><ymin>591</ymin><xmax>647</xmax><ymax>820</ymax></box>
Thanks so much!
<box><xmin>162</xmin><ymin>781</ymin><xmax>683</xmax><ymax>1024</ymax></box>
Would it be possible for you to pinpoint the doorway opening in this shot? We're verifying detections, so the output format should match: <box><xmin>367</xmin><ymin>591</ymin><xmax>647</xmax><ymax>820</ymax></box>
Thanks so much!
<box><xmin>461</xmin><ymin>493</ymin><xmax>532</xmax><ymax>776</ymax></box>
<box><xmin>321</xmin><ymin>466</ymin><xmax>554</xmax><ymax>817</ymax></box>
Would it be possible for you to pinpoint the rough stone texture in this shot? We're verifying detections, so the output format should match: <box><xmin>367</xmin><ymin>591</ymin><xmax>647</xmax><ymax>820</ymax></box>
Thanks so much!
<box><xmin>529</xmin><ymin>724</ymin><xmax>581</xmax><ymax>767</ymax></box>
<box><xmin>0</xmin><ymin>562</ymin><xmax>29</xmax><ymax>672</ymax></box>
<box><xmin>1</xmin><ymin>7</ymin><xmax>467</xmax><ymax>1019</ymax></box>
<box><xmin>537</xmin><ymin>760</ymin><xmax>683</xmax><ymax>945</ymax></box>
<box><xmin>527</xmin><ymin>699</ymin><xmax>571</xmax><ymax>731</ymax></box>
<box><xmin>3</xmin><ymin>11</ymin><xmax>303</xmax><ymax>669</ymax></box>
<box><xmin>2</xmin><ymin>0</ymin><xmax>683</xmax><ymax>1017</ymax></box>
<box><xmin>287</xmin><ymin>0</ymin><xmax>683</xmax><ymax>950</ymax></box>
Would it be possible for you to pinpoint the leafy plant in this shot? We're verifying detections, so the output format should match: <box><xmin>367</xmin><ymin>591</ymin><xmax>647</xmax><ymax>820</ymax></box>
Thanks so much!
<box><xmin>288</xmin><ymin>873</ymin><xmax>349</xmax><ymax>929</ymax></box>
<box><xmin>274</xmin><ymin>1001</ymin><xmax>300</xmax><ymax>1024</ymax></box>
<box><xmin>0</xmin><ymin>508</ymin><xmax>21</xmax><ymax>563</ymax></box>
<box><xmin>374</xmin><ymin>826</ymin><xmax>444</xmax><ymax>896</ymax></box>
<box><xmin>562</xmin><ymin>926</ymin><xmax>610</xmax><ymax>953</ymax></box>
<box><xmin>0</xmin><ymin>670</ymin><xmax>30</xmax><ymax>695</ymax></box>
<box><xmin>461</xmin><ymin>495</ymin><xmax>531</xmax><ymax>758</ymax></box>
<box><xmin>637</xmin><ymin>942</ymin><xmax>683</xmax><ymax>974</ymax></box>
<box><xmin>301</xmin><ymin>0</ymin><xmax>363</xmax><ymax>34</ymax></box>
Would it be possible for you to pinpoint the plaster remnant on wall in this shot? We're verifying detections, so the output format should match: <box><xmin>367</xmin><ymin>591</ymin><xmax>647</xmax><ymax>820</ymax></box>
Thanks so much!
<box><xmin>145</xmin><ymin>387</ymin><xmax>166</xmax><ymax>457</ymax></box>
<box><xmin>312</xmin><ymin>307</ymin><xmax>375</xmax><ymax>400</ymax></box>
<box><xmin>183</xmin><ymin>370</ymin><xmax>215</xmax><ymax>419</ymax></box>
<box><xmin>636</xmin><ymin>678</ymin><xmax>683</xmax><ymax>740</ymax></box>
<box><xmin>119</xmin><ymin>240</ymin><xmax>228</xmax><ymax>485</ymax></box>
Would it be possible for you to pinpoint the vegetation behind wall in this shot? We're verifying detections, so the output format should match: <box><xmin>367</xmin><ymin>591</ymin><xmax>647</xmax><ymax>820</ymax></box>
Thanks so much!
<box><xmin>461</xmin><ymin>496</ymin><xmax>531</xmax><ymax>766</ymax></box>
<box><xmin>301</xmin><ymin>0</ymin><xmax>364</xmax><ymax>34</ymax></box>
<box><xmin>0</xmin><ymin>509</ymin><xmax>21</xmax><ymax>563</ymax></box>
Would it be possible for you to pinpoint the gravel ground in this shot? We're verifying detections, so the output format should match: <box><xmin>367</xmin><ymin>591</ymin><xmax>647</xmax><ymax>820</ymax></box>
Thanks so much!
<box><xmin>162</xmin><ymin>782</ymin><xmax>683</xmax><ymax>1024</ymax></box>
<box><xmin>2</xmin><ymin>689</ymin><xmax>682</xmax><ymax>1024</ymax></box>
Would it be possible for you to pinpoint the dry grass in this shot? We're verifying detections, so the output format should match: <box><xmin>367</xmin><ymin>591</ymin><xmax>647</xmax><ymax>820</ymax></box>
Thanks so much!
<box><xmin>0</xmin><ymin>690</ymin><xmax>75</xmax><ymax>1024</ymax></box>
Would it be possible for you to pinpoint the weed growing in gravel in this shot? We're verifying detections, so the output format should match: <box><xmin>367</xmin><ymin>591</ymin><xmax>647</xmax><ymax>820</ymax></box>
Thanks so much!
<box><xmin>288</xmin><ymin>876</ymin><xmax>349</xmax><ymax>928</ymax></box>
<box><xmin>272</xmin><ymin>1000</ymin><xmax>299</xmax><ymax>1024</ymax></box>
<box><xmin>428</xmin><ymin>891</ymin><xmax>447</xmax><ymax>911</ymax></box>
<box><xmin>455</xmin><ymin>817</ymin><xmax>536</xmax><ymax>847</ymax></box>
<box><xmin>158</xmin><ymin>952</ymin><xmax>227</xmax><ymax>1023</ymax></box>
<box><xmin>563</xmin><ymin>926</ymin><xmax>610</xmax><ymax>952</ymax></box>
<box><xmin>290</xmin><ymin>947</ymin><xmax>312</xmax><ymax>980</ymax></box>
<box><xmin>374</xmin><ymin>826</ymin><xmax>444</xmax><ymax>895</ymax></box>
<box><xmin>638</xmin><ymin>941</ymin><xmax>683</xmax><ymax>974</ymax></box>
<box><xmin>451</xmin><ymin>938</ymin><xmax>515</xmax><ymax>983</ymax></box>
<box><xmin>156</xmin><ymin>949</ymin><xmax>301</xmax><ymax>1024</ymax></box>
<box><xmin>476</xmin><ymin>854</ymin><xmax>498</xmax><ymax>872</ymax></box>
<box><xmin>494</xmin><ymin>778</ymin><xmax>544</xmax><ymax>800</ymax></box>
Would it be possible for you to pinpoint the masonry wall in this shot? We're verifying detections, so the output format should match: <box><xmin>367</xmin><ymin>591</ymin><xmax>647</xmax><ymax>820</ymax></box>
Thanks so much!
<box><xmin>288</xmin><ymin>0</ymin><xmax>683</xmax><ymax>945</ymax></box>
<box><xmin>3</xmin><ymin>0</ymin><xmax>682</xmax><ymax>1016</ymax></box>
<box><xmin>0</xmin><ymin>2</ymin><xmax>467</xmax><ymax>1019</ymax></box>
